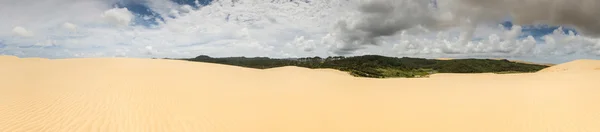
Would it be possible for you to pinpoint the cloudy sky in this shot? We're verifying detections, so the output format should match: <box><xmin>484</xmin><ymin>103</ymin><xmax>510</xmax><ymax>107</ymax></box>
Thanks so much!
<box><xmin>1</xmin><ymin>0</ymin><xmax>599</xmax><ymax>63</ymax></box>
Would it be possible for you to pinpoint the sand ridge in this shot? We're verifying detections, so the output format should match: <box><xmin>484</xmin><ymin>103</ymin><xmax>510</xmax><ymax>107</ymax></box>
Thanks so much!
<box><xmin>538</xmin><ymin>59</ymin><xmax>600</xmax><ymax>72</ymax></box>
<box><xmin>1</xmin><ymin>56</ymin><xmax>600</xmax><ymax>132</ymax></box>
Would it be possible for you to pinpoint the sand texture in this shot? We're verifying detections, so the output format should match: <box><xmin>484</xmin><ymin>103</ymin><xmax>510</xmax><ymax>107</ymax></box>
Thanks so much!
<box><xmin>1</xmin><ymin>56</ymin><xmax>600</xmax><ymax>132</ymax></box>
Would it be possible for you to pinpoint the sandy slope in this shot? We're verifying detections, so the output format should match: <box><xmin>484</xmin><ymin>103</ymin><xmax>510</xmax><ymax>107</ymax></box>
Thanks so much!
<box><xmin>1</xmin><ymin>56</ymin><xmax>600</xmax><ymax>132</ymax></box>
<box><xmin>538</xmin><ymin>59</ymin><xmax>600</xmax><ymax>72</ymax></box>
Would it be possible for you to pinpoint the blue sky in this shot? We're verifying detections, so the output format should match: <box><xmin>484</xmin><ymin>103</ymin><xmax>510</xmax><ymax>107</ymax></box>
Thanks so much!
<box><xmin>500</xmin><ymin>21</ymin><xmax>577</xmax><ymax>40</ymax></box>
<box><xmin>117</xmin><ymin>0</ymin><xmax>213</xmax><ymax>26</ymax></box>
<box><xmin>1</xmin><ymin>0</ymin><xmax>599</xmax><ymax>64</ymax></box>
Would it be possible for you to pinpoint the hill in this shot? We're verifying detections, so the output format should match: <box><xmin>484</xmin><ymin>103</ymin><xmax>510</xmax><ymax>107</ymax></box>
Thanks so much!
<box><xmin>175</xmin><ymin>55</ymin><xmax>549</xmax><ymax>78</ymax></box>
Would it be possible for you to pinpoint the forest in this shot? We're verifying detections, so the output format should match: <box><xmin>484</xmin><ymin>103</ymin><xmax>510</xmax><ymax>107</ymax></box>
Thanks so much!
<box><xmin>172</xmin><ymin>55</ymin><xmax>549</xmax><ymax>78</ymax></box>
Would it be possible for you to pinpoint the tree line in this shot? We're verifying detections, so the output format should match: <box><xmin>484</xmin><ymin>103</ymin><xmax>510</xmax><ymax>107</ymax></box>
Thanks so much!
<box><xmin>171</xmin><ymin>55</ymin><xmax>549</xmax><ymax>78</ymax></box>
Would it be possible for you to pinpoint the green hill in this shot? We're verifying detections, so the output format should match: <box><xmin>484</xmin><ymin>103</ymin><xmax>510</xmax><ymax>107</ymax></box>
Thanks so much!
<box><xmin>174</xmin><ymin>55</ymin><xmax>548</xmax><ymax>78</ymax></box>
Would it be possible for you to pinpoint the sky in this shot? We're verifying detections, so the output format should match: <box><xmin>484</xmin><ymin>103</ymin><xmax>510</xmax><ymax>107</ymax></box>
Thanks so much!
<box><xmin>1</xmin><ymin>0</ymin><xmax>600</xmax><ymax>63</ymax></box>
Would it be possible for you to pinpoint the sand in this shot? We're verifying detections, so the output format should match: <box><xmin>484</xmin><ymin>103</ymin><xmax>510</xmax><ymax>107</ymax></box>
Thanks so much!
<box><xmin>539</xmin><ymin>59</ymin><xmax>600</xmax><ymax>72</ymax></box>
<box><xmin>1</xmin><ymin>56</ymin><xmax>600</xmax><ymax>132</ymax></box>
<box><xmin>435</xmin><ymin>58</ymin><xmax>455</xmax><ymax>60</ymax></box>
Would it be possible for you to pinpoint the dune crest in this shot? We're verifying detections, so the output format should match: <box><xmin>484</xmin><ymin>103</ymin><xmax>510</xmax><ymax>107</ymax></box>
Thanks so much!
<box><xmin>435</xmin><ymin>58</ymin><xmax>455</xmax><ymax>60</ymax></box>
<box><xmin>1</xmin><ymin>56</ymin><xmax>600</xmax><ymax>132</ymax></box>
<box><xmin>0</xmin><ymin>55</ymin><xmax>19</xmax><ymax>60</ymax></box>
<box><xmin>538</xmin><ymin>59</ymin><xmax>600</xmax><ymax>72</ymax></box>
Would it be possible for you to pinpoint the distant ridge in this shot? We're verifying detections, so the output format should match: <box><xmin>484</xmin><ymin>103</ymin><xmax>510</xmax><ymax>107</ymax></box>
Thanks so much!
<box><xmin>437</xmin><ymin>58</ymin><xmax>555</xmax><ymax>66</ymax></box>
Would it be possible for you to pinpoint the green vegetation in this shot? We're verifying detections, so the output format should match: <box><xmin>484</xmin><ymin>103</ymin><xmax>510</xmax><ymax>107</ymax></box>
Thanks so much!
<box><xmin>494</xmin><ymin>71</ymin><xmax>532</xmax><ymax>74</ymax></box>
<box><xmin>377</xmin><ymin>68</ymin><xmax>437</xmax><ymax>78</ymax></box>
<box><xmin>174</xmin><ymin>55</ymin><xmax>549</xmax><ymax>78</ymax></box>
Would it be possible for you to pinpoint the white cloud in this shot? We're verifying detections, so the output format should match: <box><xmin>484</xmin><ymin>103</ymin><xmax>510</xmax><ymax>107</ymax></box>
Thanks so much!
<box><xmin>0</xmin><ymin>0</ymin><xmax>113</xmax><ymax>37</ymax></box>
<box><xmin>35</xmin><ymin>40</ymin><xmax>56</xmax><ymax>47</ymax></box>
<box><xmin>180</xmin><ymin>5</ymin><xmax>194</xmax><ymax>13</ymax></box>
<box><xmin>384</xmin><ymin>24</ymin><xmax>600</xmax><ymax>62</ymax></box>
<box><xmin>62</xmin><ymin>22</ymin><xmax>77</xmax><ymax>32</ymax></box>
<box><xmin>12</xmin><ymin>26</ymin><xmax>34</xmax><ymax>37</ymax></box>
<box><xmin>287</xmin><ymin>36</ymin><xmax>317</xmax><ymax>52</ymax></box>
<box><xmin>101</xmin><ymin>8</ymin><xmax>134</xmax><ymax>27</ymax></box>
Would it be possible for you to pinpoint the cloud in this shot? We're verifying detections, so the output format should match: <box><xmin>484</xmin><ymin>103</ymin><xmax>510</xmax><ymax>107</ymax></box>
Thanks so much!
<box><xmin>12</xmin><ymin>26</ymin><xmax>34</xmax><ymax>37</ymax></box>
<box><xmin>387</xmin><ymin>24</ymin><xmax>600</xmax><ymax>60</ymax></box>
<box><xmin>390</xmin><ymin>25</ymin><xmax>528</xmax><ymax>55</ymax></box>
<box><xmin>329</xmin><ymin>0</ymin><xmax>600</xmax><ymax>55</ymax></box>
<box><xmin>287</xmin><ymin>36</ymin><xmax>316</xmax><ymax>52</ymax></box>
<box><xmin>453</xmin><ymin>0</ymin><xmax>600</xmax><ymax>37</ymax></box>
<box><xmin>0</xmin><ymin>0</ymin><xmax>114</xmax><ymax>37</ymax></box>
<box><xmin>0</xmin><ymin>0</ymin><xmax>599</xmax><ymax>63</ymax></box>
<box><xmin>102</xmin><ymin>8</ymin><xmax>134</xmax><ymax>27</ymax></box>
<box><xmin>35</xmin><ymin>40</ymin><xmax>56</xmax><ymax>47</ymax></box>
<box><xmin>328</xmin><ymin>0</ymin><xmax>444</xmax><ymax>55</ymax></box>
<box><xmin>62</xmin><ymin>22</ymin><xmax>77</xmax><ymax>32</ymax></box>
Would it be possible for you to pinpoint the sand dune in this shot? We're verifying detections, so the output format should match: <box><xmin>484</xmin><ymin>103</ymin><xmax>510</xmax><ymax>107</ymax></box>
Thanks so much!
<box><xmin>435</xmin><ymin>58</ymin><xmax>455</xmax><ymax>60</ymax></box>
<box><xmin>538</xmin><ymin>59</ymin><xmax>600</xmax><ymax>72</ymax></box>
<box><xmin>1</xmin><ymin>56</ymin><xmax>600</xmax><ymax>132</ymax></box>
